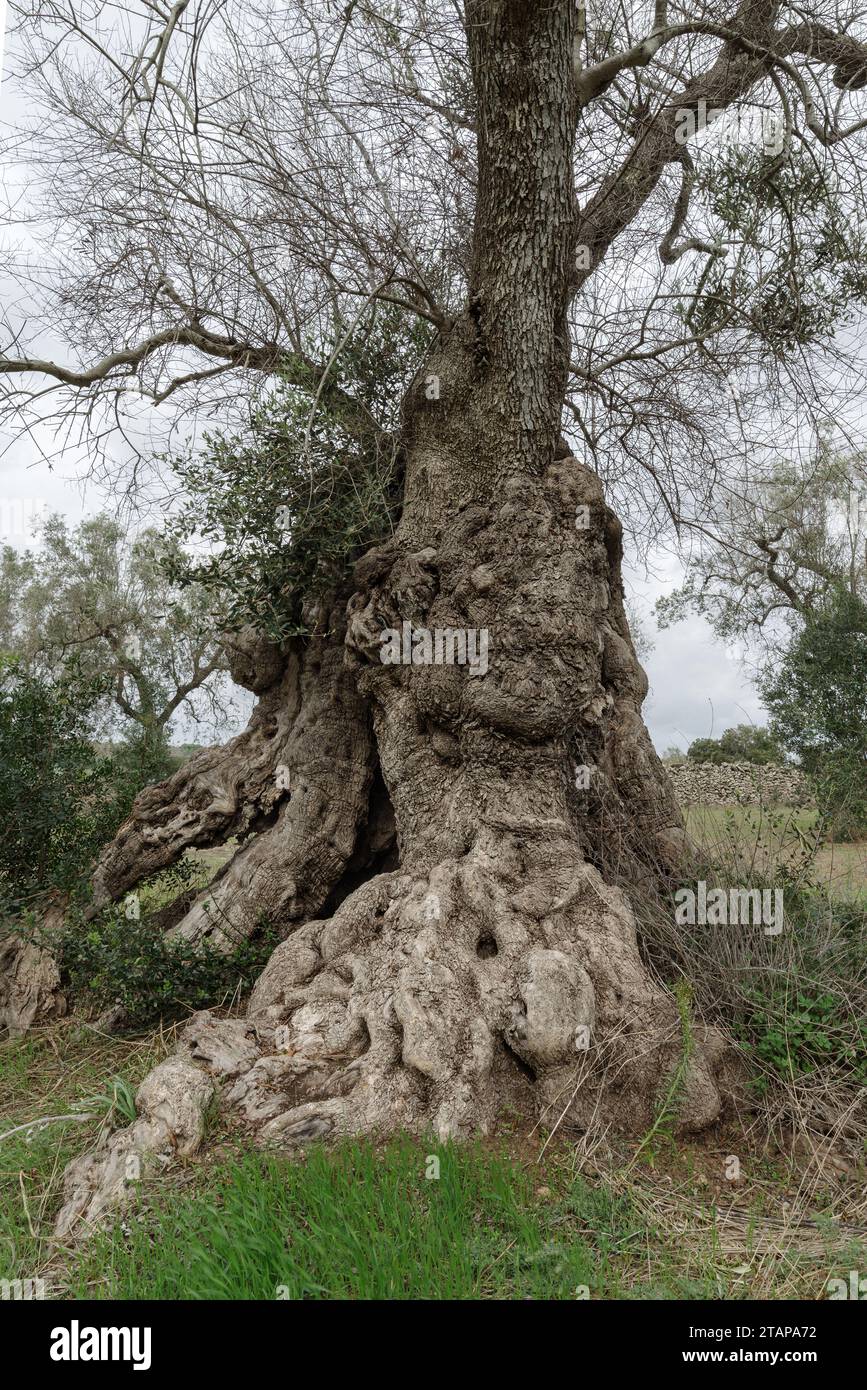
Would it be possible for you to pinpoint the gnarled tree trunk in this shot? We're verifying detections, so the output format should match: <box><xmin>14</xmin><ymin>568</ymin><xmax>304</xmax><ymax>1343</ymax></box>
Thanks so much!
<box><xmin>49</xmin><ymin>3</ymin><xmax>735</xmax><ymax>1231</ymax></box>
<box><xmin>91</xmin><ymin>613</ymin><xmax>389</xmax><ymax>950</ymax></box>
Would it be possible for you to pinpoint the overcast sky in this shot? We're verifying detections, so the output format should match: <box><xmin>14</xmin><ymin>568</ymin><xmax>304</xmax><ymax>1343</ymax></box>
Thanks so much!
<box><xmin>624</xmin><ymin>556</ymin><xmax>764</xmax><ymax>754</ymax></box>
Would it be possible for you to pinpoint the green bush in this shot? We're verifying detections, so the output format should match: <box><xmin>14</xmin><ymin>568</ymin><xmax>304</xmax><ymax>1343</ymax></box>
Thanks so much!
<box><xmin>0</xmin><ymin>657</ymin><xmax>177</xmax><ymax>923</ymax></box>
<box><xmin>0</xmin><ymin>659</ymin><xmax>128</xmax><ymax>907</ymax></box>
<box><xmin>110</xmin><ymin>731</ymin><xmax>175</xmax><ymax>797</ymax></box>
<box><xmin>722</xmin><ymin>878</ymin><xmax>866</xmax><ymax>1095</ymax></box>
<box><xmin>810</xmin><ymin>751</ymin><xmax>867</xmax><ymax>844</ymax></box>
<box><xmin>640</xmin><ymin>814</ymin><xmax>867</xmax><ymax>1119</ymax></box>
<box><xmin>687</xmin><ymin>724</ymin><xmax>783</xmax><ymax>765</ymax></box>
<box><xmin>54</xmin><ymin>900</ymin><xmax>280</xmax><ymax>1029</ymax></box>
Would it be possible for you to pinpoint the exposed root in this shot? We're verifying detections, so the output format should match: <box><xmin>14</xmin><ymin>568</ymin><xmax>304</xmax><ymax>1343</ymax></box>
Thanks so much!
<box><xmin>54</xmin><ymin>841</ymin><xmax>733</xmax><ymax>1238</ymax></box>
<box><xmin>90</xmin><ymin>628</ymin><xmax>293</xmax><ymax>908</ymax></box>
<box><xmin>54</xmin><ymin>1055</ymin><xmax>216</xmax><ymax>1238</ymax></box>
<box><xmin>92</xmin><ymin>619</ymin><xmax>374</xmax><ymax>942</ymax></box>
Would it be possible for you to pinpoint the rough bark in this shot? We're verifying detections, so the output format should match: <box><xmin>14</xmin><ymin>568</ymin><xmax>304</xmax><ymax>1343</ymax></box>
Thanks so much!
<box><xmin>54</xmin><ymin>433</ymin><xmax>730</xmax><ymax>1236</ymax></box>
<box><xmin>0</xmin><ymin>933</ymin><xmax>66</xmax><ymax>1037</ymax></box>
<box><xmin>566</xmin><ymin>471</ymin><xmax>689</xmax><ymax>884</ymax></box>
<box><xmin>55</xmin><ymin>1055</ymin><xmax>216</xmax><ymax>1238</ymax></box>
<box><xmin>89</xmin><ymin>625</ymin><xmax>291</xmax><ymax>910</ymax></box>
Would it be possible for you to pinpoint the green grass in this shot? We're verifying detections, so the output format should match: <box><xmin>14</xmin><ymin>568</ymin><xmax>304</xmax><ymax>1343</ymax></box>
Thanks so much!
<box><xmin>4</xmin><ymin>1026</ymin><xmax>865</xmax><ymax>1301</ymax></box>
<box><xmin>61</xmin><ymin>1136</ymin><xmax>867</xmax><ymax>1302</ymax></box>
<box><xmin>65</xmin><ymin>1139</ymin><xmax>713</xmax><ymax>1301</ymax></box>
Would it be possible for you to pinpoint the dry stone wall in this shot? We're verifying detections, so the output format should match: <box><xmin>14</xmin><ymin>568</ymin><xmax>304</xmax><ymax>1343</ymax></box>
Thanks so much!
<box><xmin>666</xmin><ymin>761</ymin><xmax>814</xmax><ymax>807</ymax></box>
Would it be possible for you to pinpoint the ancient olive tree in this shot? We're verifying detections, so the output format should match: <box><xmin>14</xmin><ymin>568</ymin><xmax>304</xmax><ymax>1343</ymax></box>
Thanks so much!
<box><xmin>4</xmin><ymin>0</ymin><xmax>867</xmax><ymax>1171</ymax></box>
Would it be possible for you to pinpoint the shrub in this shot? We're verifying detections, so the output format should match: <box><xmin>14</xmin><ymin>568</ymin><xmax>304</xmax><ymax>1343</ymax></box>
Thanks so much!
<box><xmin>53</xmin><ymin>900</ymin><xmax>280</xmax><ymax>1030</ymax></box>
<box><xmin>736</xmin><ymin>978</ymin><xmax>867</xmax><ymax>1092</ymax></box>
<box><xmin>687</xmin><ymin>724</ymin><xmax>783</xmax><ymax>765</ymax></box>
<box><xmin>0</xmin><ymin>659</ymin><xmax>125</xmax><ymax>906</ymax></box>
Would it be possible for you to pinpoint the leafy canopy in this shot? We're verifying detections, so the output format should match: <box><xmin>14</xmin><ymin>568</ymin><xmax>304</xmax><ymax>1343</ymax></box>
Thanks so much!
<box><xmin>687</xmin><ymin>724</ymin><xmax>784</xmax><ymax>766</ymax></box>
<box><xmin>165</xmin><ymin>309</ymin><xmax>425</xmax><ymax>639</ymax></box>
<box><xmin>761</xmin><ymin>588</ymin><xmax>867</xmax><ymax>838</ymax></box>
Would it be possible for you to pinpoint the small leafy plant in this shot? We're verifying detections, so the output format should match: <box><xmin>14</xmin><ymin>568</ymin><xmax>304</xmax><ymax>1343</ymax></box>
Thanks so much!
<box><xmin>737</xmin><ymin>982</ymin><xmax>867</xmax><ymax>1091</ymax></box>
<box><xmin>50</xmin><ymin>877</ymin><xmax>281</xmax><ymax>1029</ymax></box>
<box><xmin>74</xmin><ymin>1075</ymin><xmax>138</xmax><ymax>1127</ymax></box>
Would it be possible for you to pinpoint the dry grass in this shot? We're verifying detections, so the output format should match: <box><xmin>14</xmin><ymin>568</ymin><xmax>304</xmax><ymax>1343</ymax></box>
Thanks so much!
<box><xmin>630</xmin><ymin>797</ymin><xmax>867</xmax><ymax>1160</ymax></box>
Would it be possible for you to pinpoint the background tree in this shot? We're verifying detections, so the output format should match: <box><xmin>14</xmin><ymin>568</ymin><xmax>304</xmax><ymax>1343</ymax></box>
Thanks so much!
<box><xmin>687</xmin><ymin>723</ymin><xmax>783</xmax><ymax>764</ymax></box>
<box><xmin>5</xmin><ymin>0</ymin><xmax>867</xmax><ymax>1155</ymax></box>
<box><xmin>657</xmin><ymin>432</ymin><xmax>867</xmax><ymax>656</ymax></box>
<box><xmin>0</xmin><ymin>514</ymin><xmax>234</xmax><ymax>772</ymax></box>
<box><xmin>761</xmin><ymin>587</ymin><xmax>867</xmax><ymax>837</ymax></box>
<box><xmin>656</xmin><ymin>421</ymin><xmax>866</xmax><ymax>832</ymax></box>
<box><xmin>0</xmin><ymin>658</ymin><xmax>131</xmax><ymax>909</ymax></box>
